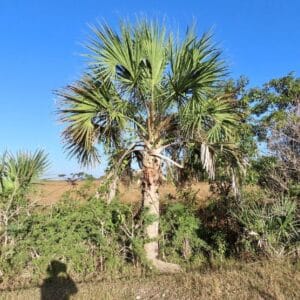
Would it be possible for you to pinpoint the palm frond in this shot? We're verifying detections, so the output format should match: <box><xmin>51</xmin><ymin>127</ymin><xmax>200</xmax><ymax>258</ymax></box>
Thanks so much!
<box><xmin>57</xmin><ymin>75</ymin><xmax>132</xmax><ymax>166</ymax></box>
<box><xmin>168</xmin><ymin>30</ymin><xmax>226</xmax><ymax>102</ymax></box>
<box><xmin>0</xmin><ymin>150</ymin><xmax>49</xmax><ymax>195</ymax></box>
<box><xmin>180</xmin><ymin>94</ymin><xmax>239</xmax><ymax>144</ymax></box>
<box><xmin>88</xmin><ymin>20</ymin><xmax>168</xmax><ymax>93</ymax></box>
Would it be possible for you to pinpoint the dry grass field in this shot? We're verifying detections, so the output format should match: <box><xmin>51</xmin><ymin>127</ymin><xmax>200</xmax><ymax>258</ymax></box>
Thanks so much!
<box><xmin>32</xmin><ymin>180</ymin><xmax>212</xmax><ymax>206</ymax></box>
<box><xmin>2</xmin><ymin>260</ymin><xmax>299</xmax><ymax>300</ymax></box>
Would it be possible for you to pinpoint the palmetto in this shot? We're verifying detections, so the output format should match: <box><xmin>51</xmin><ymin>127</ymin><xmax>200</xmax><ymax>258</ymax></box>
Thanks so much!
<box><xmin>57</xmin><ymin>20</ymin><xmax>240</xmax><ymax>272</ymax></box>
<box><xmin>0</xmin><ymin>150</ymin><xmax>49</xmax><ymax>245</ymax></box>
<box><xmin>0</xmin><ymin>150</ymin><xmax>48</xmax><ymax>198</ymax></box>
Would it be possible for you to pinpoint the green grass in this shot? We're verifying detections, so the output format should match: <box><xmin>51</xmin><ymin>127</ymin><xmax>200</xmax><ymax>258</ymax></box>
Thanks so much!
<box><xmin>1</xmin><ymin>259</ymin><xmax>299</xmax><ymax>300</ymax></box>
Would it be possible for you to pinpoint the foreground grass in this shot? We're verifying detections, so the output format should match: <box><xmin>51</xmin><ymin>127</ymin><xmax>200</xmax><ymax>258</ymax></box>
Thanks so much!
<box><xmin>1</xmin><ymin>259</ymin><xmax>299</xmax><ymax>300</ymax></box>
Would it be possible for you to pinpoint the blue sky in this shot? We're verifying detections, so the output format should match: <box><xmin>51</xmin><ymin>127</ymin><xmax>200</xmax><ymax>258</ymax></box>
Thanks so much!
<box><xmin>0</xmin><ymin>0</ymin><xmax>299</xmax><ymax>178</ymax></box>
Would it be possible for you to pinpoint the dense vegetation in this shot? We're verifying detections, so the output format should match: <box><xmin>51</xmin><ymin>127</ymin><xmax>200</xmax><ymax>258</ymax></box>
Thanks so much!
<box><xmin>0</xmin><ymin>183</ymin><xmax>298</xmax><ymax>289</ymax></box>
<box><xmin>0</xmin><ymin>20</ymin><xmax>299</xmax><ymax>297</ymax></box>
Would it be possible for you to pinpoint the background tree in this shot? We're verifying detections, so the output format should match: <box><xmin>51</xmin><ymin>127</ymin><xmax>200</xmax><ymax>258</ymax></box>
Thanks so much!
<box><xmin>57</xmin><ymin>20</ymin><xmax>240</xmax><ymax>272</ymax></box>
<box><xmin>248</xmin><ymin>74</ymin><xmax>300</xmax><ymax>195</ymax></box>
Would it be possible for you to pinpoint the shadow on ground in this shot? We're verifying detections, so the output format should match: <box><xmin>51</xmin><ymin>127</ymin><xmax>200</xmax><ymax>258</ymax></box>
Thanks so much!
<box><xmin>40</xmin><ymin>260</ymin><xmax>78</xmax><ymax>300</ymax></box>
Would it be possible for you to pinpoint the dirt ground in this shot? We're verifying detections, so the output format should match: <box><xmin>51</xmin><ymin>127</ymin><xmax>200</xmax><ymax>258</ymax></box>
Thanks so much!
<box><xmin>32</xmin><ymin>180</ymin><xmax>211</xmax><ymax>206</ymax></box>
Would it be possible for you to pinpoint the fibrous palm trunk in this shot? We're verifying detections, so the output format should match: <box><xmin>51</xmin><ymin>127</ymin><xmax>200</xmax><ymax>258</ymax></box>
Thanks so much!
<box><xmin>142</xmin><ymin>150</ymin><xmax>181</xmax><ymax>273</ymax></box>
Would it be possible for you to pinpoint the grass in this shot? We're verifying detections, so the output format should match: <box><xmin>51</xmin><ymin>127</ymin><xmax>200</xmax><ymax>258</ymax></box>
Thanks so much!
<box><xmin>33</xmin><ymin>180</ymin><xmax>211</xmax><ymax>206</ymax></box>
<box><xmin>1</xmin><ymin>259</ymin><xmax>299</xmax><ymax>300</ymax></box>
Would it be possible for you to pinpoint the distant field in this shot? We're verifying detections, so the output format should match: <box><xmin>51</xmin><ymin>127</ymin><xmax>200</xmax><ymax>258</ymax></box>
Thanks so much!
<box><xmin>32</xmin><ymin>180</ymin><xmax>211</xmax><ymax>206</ymax></box>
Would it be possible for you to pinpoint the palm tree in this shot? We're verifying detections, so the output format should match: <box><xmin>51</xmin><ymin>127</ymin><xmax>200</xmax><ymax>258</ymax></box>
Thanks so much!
<box><xmin>57</xmin><ymin>20</ymin><xmax>239</xmax><ymax>272</ymax></box>
<box><xmin>0</xmin><ymin>150</ymin><xmax>49</xmax><ymax>245</ymax></box>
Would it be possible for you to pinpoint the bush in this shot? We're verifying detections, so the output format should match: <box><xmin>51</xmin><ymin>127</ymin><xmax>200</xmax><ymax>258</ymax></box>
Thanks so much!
<box><xmin>197</xmin><ymin>197</ymin><xmax>240</xmax><ymax>262</ymax></box>
<box><xmin>1</xmin><ymin>194</ymin><xmax>217</xmax><ymax>287</ymax></box>
<box><xmin>160</xmin><ymin>202</ymin><xmax>208</xmax><ymax>266</ymax></box>
<box><xmin>0</xmin><ymin>198</ymin><xmax>141</xmax><ymax>286</ymax></box>
<box><xmin>232</xmin><ymin>195</ymin><xmax>299</xmax><ymax>257</ymax></box>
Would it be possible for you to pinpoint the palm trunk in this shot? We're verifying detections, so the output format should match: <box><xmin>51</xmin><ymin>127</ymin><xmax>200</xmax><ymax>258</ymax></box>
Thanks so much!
<box><xmin>142</xmin><ymin>150</ymin><xmax>181</xmax><ymax>273</ymax></box>
<box><xmin>107</xmin><ymin>175</ymin><xmax>118</xmax><ymax>204</ymax></box>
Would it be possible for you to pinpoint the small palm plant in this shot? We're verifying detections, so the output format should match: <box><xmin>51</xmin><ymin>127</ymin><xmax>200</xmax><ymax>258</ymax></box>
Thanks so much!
<box><xmin>0</xmin><ymin>150</ymin><xmax>49</xmax><ymax>245</ymax></box>
<box><xmin>57</xmin><ymin>20</ymin><xmax>240</xmax><ymax>272</ymax></box>
<box><xmin>233</xmin><ymin>197</ymin><xmax>299</xmax><ymax>257</ymax></box>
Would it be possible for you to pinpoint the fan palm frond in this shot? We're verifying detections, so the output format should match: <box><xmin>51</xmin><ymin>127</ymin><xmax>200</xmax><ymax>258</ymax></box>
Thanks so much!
<box><xmin>0</xmin><ymin>150</ymin><xmax>49</xmax><ymax>195</ymax></box>
<box><xmin>169</xmin><ymin>30</ymin><xmax>226</xmax><ymax>102</ymax></box>
<box><xmin>57</xmin><ymin>74</ymin><xmax>137</xmax><ymax>165</ymax></box>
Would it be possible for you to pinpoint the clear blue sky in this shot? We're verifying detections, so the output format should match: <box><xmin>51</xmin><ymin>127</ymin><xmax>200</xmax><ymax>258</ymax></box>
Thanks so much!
<box><xmin>0</xmin><ymin>0</ymin><xmax>299</xmax><ymax>178</ymax></box>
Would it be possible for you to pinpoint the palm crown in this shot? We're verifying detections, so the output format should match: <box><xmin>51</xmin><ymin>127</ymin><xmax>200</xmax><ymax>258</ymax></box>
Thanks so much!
<box><xmin>58</xmin><ymin>21</ymin><xmax>238</xmax><ymax>176</ymax></box>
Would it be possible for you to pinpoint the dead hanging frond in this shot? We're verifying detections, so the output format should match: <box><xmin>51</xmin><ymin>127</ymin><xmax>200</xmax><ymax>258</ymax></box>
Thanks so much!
<box><xmin>215</xmin><ymin>144</ymin><xmax>246</xmax><ymax>199</ymax></box>
<box><xmin>231</xmin><ymin>167</ymin><xmax>241</xmax><ymax>201</ymax></box>
<box><xmin>201</xmin><ymin>143</ymin><xmax>215</xmax><ymax>179</ymax></box>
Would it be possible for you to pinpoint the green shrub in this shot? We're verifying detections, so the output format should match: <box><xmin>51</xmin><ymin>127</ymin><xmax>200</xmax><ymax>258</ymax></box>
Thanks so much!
<box><xmin>1</xmin><ymin>199</ymin><xmax>138</xmax><ymax>284</ymax></box>
<box><xmin>198</xmin><ymin>198</ymin><xmax>239</xmax><ymax>262</ymax></box>
<box><xmin>160</xmin><ymin>202</ymin><xmax>209</xmax><ymax>267</ymax></box>
<box><xmin>1</xmin><ymin>198</ymin><xmax>215</xmax><ymax>285</ymax></box>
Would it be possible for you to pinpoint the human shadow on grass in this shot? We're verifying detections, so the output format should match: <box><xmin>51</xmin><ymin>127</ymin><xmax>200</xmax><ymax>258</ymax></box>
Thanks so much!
<box><xmin>40</xmin><ymin>260</ymin><xmax>78</xmax><ymax>300</ymax></box>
